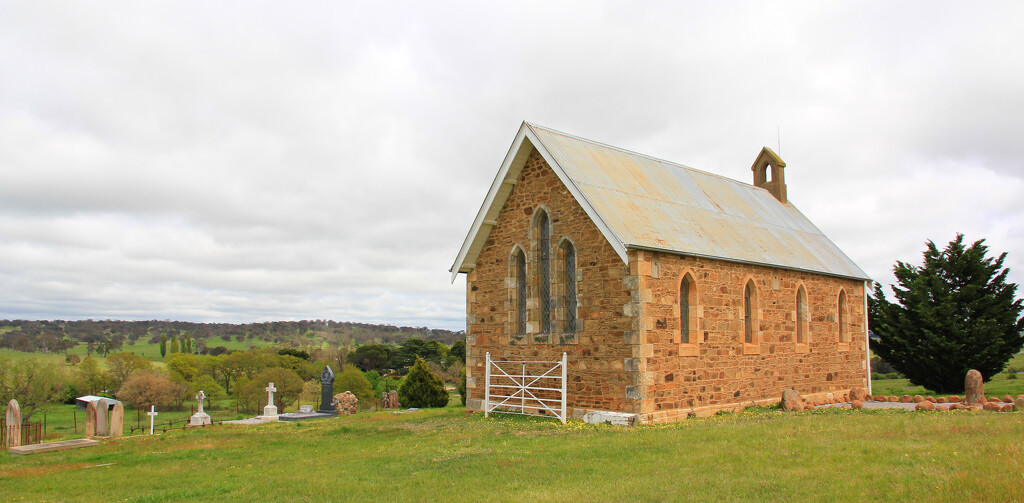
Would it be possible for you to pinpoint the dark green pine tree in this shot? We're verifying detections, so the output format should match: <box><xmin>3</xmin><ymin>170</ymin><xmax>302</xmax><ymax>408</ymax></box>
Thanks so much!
<box><xmin>170</xmin><ymin>335</ymin><xmax>180</xmax><ymax>354</ymax></box>
<box><xmin>159</xmin><ymin>333</ymin><xmax>167</xmax><ymax>357</ymax></box>
<box><xmin>870</xmin><ymin>234</ymin><xmax>1024</xmax><ymax>393</ymax></box>
<box><xmin>398</xmin><ymin>357</ymin><xmax>450</xmax><ymax>408</ymax></box>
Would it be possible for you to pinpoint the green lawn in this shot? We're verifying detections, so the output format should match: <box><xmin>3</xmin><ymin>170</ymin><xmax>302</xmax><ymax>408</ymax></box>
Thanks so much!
<box><xmin>872</xmin><ymin>353</ymin><xmax>1024</xmax><ymax>398</ymax></box>
<box><xmin>2</xmin><ymin>404</ymin><xmax>1022</xmax><ymax>502</ymax></box>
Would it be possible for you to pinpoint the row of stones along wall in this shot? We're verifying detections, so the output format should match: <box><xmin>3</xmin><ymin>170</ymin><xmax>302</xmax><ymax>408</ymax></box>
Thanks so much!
<box><xmin>635</xmin><ymin>249</ymin><xmax>868</xmax><ymax>423</ymax></box>
<box><xmin>465</xmin><ymin>149</ymin><xmax>637</xmax><ymax>416</ymax></box>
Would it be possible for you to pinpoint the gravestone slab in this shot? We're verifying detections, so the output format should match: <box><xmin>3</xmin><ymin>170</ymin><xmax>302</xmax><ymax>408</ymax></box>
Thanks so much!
<box><xmin>965</xmin><ymin>369</ymin><xmax>985</xmax><ymax>404</ymax></box>
<box><xmin>388</xmin><ymin>390</ymin><xmax>399</xmax><ymax>409</ymax></box>
<box><xmin>85</xmin><ymin>401</ymin><xmax>98</xmax><ymax>438</ymax></box>
<box><xmin>318</xmin><ymin>366</ymin><xmax>335</xmax><ymax>414</ymax></box>
<box><xmin>257</xmin><ymin>382</ymin><xmax>279</xmax><ymax>421</ymax></box>
<box><xmin>95</xmin><ymin>398</ymin><xmax>111</xmax><ymax>436</ymax></box>
<box><xmin>5</xmin><ymin>399</ymin><xmax>21</xmax><ymax>448</ymax></box>
<box><xmin>190</xmin><ymin>390</ymin><xmax>211</xmax><ymax>426</ymax></box>
<box><xmin>110</xmin><ymin>401</ymin><xmax>124</xmax><ymax>438</ymax></box>
<box><xmin>299</xmin><ymin>405</ymin><xmax>314</xmax><ymax>413</ymax></box>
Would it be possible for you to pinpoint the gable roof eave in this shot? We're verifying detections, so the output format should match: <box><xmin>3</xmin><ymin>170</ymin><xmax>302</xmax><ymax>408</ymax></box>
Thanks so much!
<box><xmin>449</xmin><ymin>122</ymin><xmax>629</xmax><ymax>283</ymax></box>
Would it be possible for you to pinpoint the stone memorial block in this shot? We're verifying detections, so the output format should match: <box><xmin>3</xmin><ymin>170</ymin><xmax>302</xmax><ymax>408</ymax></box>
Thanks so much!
<box><xmin>5</xmin><ymin>399</ymin><xmax>21</xmax><ymax>448</ymax></box>
<box><xmin>190</xmin><ymin>390</ymin><xmax>211</xmax><ymax>426</ymax></box>
<box><xmin>95</xmin><ymin>399</ymin><xmax>111</xmax><ymax>437</ymax></box>
<box><xmin>318</xmin><ymin>366</ymin><xmax>335</xmax><ymax>414</ymax></box>
<box><xmin>780</xmin><ymin>389</ymin><xmax>802</xmax><ymax>412</ymax></box>
<box><xmin>299</xmin><ymin>405</ymin><xmax>314</xmax><ymax>413</ymax></box>
<box><xmin>965</xmin><ymin>369</ymin><xmax>985</xmax><ymax>404</ymax></box>
<box><xmin>333</xmin><ymin>391</ymin><xmax>358</xmax><ymax>415</ymax></box>
<box><xmin>388</xmin><ymin>390</ymin><xmax>399</xmax><ymax>409</ymax></box>
<box><xmin>85</xmin><ymin>401</ymin><xmax>98</xmax><ymax>438</ymax></box>
<box><xmin>110</xmin><ymin>401</ymin><xmax>124</xmax><ymax>438</ymax></box>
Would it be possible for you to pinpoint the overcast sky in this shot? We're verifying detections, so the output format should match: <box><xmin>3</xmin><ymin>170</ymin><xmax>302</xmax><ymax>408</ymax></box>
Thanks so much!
<box><xmin>1</xmin><ymin>2</ymin><xmax>1022</xmax><ymax>330</ymax></box>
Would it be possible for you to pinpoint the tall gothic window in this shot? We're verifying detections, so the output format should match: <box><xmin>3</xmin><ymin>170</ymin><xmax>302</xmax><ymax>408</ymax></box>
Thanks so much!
<box><xmin>744</xmin><ymin>281</ymin><xmax>756</xmax><ymax>344</ymax></box>
<box><xmin>515</xmin><ymin>249</ymin><xmax>526</xmax><ymax>334</ymax></box>
<box><xmin>796</xmin><ymin>285</ymin><xmax>808</xmax><ymax>344</ymax></box>
<box><xmin>838</xmin><ymin>289</ymin><xmax>849</xmax><ymax>342</ymax></box>
<box><xmin>563</xmin><ymin>241</ymin><xmax>577</xmax><ymax>333</ymax></box>
<box><xmin>680</xmin><ymin>275</ymin><xmax>694</xmax><ymax>344</ymax></box>
<box><xmin>537</xmin><ymin>211</ymin><xmax>551</xmax><ymax>333</ymax></box>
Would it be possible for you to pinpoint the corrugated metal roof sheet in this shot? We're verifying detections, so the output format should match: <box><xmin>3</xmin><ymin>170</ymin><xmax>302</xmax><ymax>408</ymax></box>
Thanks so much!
<box><xmin>450</xmin><ymin>122</ymin><xmax>870</xmax><ymax>282</ymax></box>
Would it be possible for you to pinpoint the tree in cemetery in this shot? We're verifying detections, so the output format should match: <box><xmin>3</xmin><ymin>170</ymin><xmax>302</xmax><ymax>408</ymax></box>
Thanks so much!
<box><xmin>240</xmin><ymin>367</ymin><xmax>303</xmax><ymax>412</ymax></box>
<box><xmin>398</xmin><ymin>357</ymin><xmax>449</xmax><ymax>408</ymax></box>
<box><xmin>870</xmin><ymin>234</ymin><xmax>1024</xmax><ymax>393</ymax></box>
<box><xmin>457</xmin><ymin>368</ymin><xmax>467</xmax><ymax>405</ymax></box>
<box><xmin>0</xmin><ymin>358</ymin><xmax>67</xmax><ymax>421</ymax></box>
<box><xmin>117</xmin><ymin>371</ymin><xmax>183</xmax><ymax>410</ymax></box>
<box><xmin>334</xmin><ymin>364</ymin><xmax>375</xmax><ymax>407</ymax></box>
<box><xmin>160</xmin><ymin>333</ymin><xmax>167</xmax><ymax>357</ymax></box>
<box><xmin>107</xmin><ymin>351</ymin><xmax>153</xmax><ymax>389</ymax></box>
<box><xmin>75</xmin><ymin>356</ymin><xmax>110</xmax><ymax>395</ymax></box>
<box><xmin>170</xmin><ymin>334</ymin><xmax>180</xmax><ymax>354</ymax></box>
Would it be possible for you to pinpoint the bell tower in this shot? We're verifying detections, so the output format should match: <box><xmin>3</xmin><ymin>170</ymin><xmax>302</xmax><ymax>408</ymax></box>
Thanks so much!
<box><xmin>751</xmin><ymin>146</ymin><xmax>787</xmax><ymax>204</ymax></box>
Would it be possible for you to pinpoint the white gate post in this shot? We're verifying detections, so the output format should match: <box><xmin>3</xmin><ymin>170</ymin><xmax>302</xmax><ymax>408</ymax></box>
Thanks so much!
<box><xmin>560</xmin><ymin>352</ymin><xmax>567</xmax><ymax>424</ymax></box>
<box><xmin>484</xmin><ymin>352</ymin><xmax>491</xmax><ymax>418</ymax></box>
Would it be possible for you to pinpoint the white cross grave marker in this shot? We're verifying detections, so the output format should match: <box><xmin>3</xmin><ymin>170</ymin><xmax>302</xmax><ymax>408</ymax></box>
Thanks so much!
<box><xmin>266</xmin><ymin>382</ymin><xmax>277</xmax><ymax>405</ymax></box>
<box><xmin>147</xmin><ymin>405</ymin><xmax>158</xmax><ymax>435</ymax></box>
<box><xmin>258</xmin><ymin>382</ymin><xmax>280</xmax><ymax>421</ymax></box>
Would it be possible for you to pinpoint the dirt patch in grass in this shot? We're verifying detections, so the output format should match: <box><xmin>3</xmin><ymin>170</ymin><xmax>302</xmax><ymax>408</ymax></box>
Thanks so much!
<box><xmin>0</xmin><ymin>462</ymin><xmax>91</xmax><ymax>478</ymax></box>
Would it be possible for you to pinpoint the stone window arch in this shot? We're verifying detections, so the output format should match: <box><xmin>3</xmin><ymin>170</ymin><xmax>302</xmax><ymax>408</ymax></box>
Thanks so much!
<box><xmin>795</xmin><ymin>284</ymin><xmax>810</xmax><ymax>353</ymax></box>
<box><xmin>530</xmin><ymin>207</ymin><xmax>552</xmax><ymax>338</ymax></box>
<box><xmin>742</xmin><ymin>279</ymin><xmax>760</xmax><ymax>354</ymax></box>
<box><xmin>678</xmin><ymin>271</ymin><xmax>700</xmax><ymax>356</ymax></box>
<box><xmin>509</xmin><ymin>245</ymin><xmax>527</xmax><ymax>336</ymax></box>
<box><xmin>838</xmin><ymin>288</ymin><xmax>850</xmax><ymax>347</ymax></box>
<box><xmin>558</xmin><ymin>238</ymin><xmax>578</xmax><ymax>334</ymax></box>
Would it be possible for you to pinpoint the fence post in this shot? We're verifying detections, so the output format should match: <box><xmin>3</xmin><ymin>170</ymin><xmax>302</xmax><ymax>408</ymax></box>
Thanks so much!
<box><xmin>73</xmin><ymin>410</ymin><xmax>77</xmax><ymax>434</ymax></box>
<box><xmin>484</xmin><ymin>352</ymin><xmax>491</xmax><ymax>418</ymax></box>
<box><xmin>560</xmin><ymin>352</ymin><xmax>567</xmax><ymax>424</ymax></box>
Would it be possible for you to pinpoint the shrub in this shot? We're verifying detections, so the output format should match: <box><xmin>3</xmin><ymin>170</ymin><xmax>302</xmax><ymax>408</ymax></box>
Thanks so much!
<box><xmin>238</xmin><ymin>367</ymin><xmax>304</xmax><ymax>412</ymax></box>
<box><xmin>458</xmin><ymin>368</ymin><xmax>467</xmax><ymax>405</ymax></box>
<box><xmin>335</xmin><ymin>364</ymin><xmax>376</xmax><ymax>408</ymax></box>
<box><xmin>118</xmin><ymin>372</ymin><xmax>185</xmax><ymax>409</ymax></box>
<box><xmin>398</xmin><ymin>357</ymin><xmax>449</xmax><ymax>408</ymax></box>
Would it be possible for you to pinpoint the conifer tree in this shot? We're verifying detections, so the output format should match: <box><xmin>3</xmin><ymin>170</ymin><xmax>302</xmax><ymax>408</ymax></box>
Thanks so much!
<box><xmin>870</xmin><ymin>234</ymin><xmax>1024</xmax><ymax>392</ymax></box>
<box><xmin>398</xmin><ymin>357</ymin><xmax>449</xmax><ymax>408</ymax></box>
<box><xmin>170</xmin><ymin>335</ymin><xmax>180</xmax><ymax>354</ymax></box>
<box><xmin>159</xmin><ymin>333</ymin><xmax>167</xmax><ymax>357</ymax></box>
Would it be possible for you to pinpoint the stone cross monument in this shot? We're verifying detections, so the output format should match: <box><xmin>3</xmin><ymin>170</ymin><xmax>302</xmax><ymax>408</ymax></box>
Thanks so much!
<box><xmin>190</xmin><ymin>390</ymin><xmax>211</xmax><ymax>426</ymax></box>
<box><xmin>318</xmin><ymin>365</ymin><xmax>336</xmax><ymax>414</ymax></box>
<box><xmin>258</xmin><ymin>382</ymin><xmax>279</xmax><ymax>421</ymax></box>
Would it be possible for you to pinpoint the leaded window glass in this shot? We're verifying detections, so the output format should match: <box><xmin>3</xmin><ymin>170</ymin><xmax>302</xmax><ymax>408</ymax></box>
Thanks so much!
<box><xmin>516</xmin><ymin>250</ymin><xmax>526</xmax><ymax>334</ymax></box>
<box><xmin>744</xmin><ymin>282</ymin><xmax>754</xmax><ymax>344</ymax></box>
<box><xmin>680</xmin><ymin>279</ymin><xmax>690</xmax><ymax>344</ymax></box>
<box><xmin>539</xmin><ymin>212</ymin><xmax>551</xmax><ymax>333</ymax></box>
<box><xmin>565</xmin><ymin>243</ymin><xmax>577</xmax><ymax>333</ymax></box>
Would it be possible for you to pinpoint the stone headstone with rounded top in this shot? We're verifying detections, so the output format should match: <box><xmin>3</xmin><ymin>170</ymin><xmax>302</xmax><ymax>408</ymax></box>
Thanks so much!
<box><xmin>110</xmin><ymin>401</ymin><xmax>124</xmax><ymax>437</ymax></box>
<box><xmin>965</xmin><ymin>369</ymin><xmax>985</xmax><ymax>404</ymax></box>
<box><xmin>5</xmin><ymin>399</ymin><xmax>21</xmax><ymax>448</ymax></box>
<box><xmin>85</xmin><ymin>401</ymin><xmax>98</xmax><ymax>438</ymax></box>
<box><xmin>95</xmin><ymin>399</ymin><xmax>111</xmax><ymax>436</ymax></box>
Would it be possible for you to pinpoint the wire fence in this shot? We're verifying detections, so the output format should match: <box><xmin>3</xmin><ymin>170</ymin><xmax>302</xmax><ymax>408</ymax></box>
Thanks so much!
<box><xmin>1</xmin><ymin>419</ymin><xmax>42</xmax><ymax>449</ymax></box>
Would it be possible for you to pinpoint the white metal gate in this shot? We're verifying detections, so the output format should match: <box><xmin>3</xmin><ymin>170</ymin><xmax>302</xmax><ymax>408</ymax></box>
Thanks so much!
<box><xmin>484</xmin><ymin>352</ymin><xmax>567</xmax><ymax>424</ymax></box>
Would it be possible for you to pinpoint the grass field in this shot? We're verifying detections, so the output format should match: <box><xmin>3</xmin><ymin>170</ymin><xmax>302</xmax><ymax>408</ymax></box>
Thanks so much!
<box><xmin>0</xmin><ymin>337</ymin><xmax>273</xmax><ymax>369</ymax></box>
<box><xmin>2</xmin><ymin>402</ymin><xmax>1023</xmax><ymax>502</ymax></box>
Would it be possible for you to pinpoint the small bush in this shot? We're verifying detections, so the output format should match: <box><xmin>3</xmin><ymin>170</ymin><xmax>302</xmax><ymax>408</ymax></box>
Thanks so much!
<box><xmin>335</xmin><ymin>364</ymin><xmax>376</xmax><ymax>409</ymax></box>
<box><xmin>398</xmin><ymin>357</ymin><xmax>449</xmax><ymax>408</ymax></box>
<box><xmin>457</xmin><ymin>368</ymin><xmax>467</xmax><ymax>405</ymax></box>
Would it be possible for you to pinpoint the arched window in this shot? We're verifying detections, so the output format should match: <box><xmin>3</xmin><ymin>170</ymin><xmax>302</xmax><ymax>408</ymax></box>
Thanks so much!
<box><xmin>680</xmin><ymin>274</ymin><xmax>696</xmax><ymax>344</ymax></box>
<box><xmin>514</xmin><ymin>248</ymin><xmax>527</xmax><ymax>334</ymax></box>
<box><xmin>743</xmin><ymin>280</ymin><xmax>757</xmax><ymax>345</ymax></box>
<box><xmin>796</xmin><ymin>285</ymin><xmax>809</xmax><ymax>344</ymax></box>
<box><xmin>838</xmin><ymin>289</ymin><xmax>849</xmax><ymax>343</ymax></box>
<box><xmin>563</xmin><ymin>241</ymin><xmax>577</xmax><ymax>333</ymax></box>
<box><xmin>534</xmin><ymin>210</ymin><xmax>552</xmax><ymax>334</ymax></box>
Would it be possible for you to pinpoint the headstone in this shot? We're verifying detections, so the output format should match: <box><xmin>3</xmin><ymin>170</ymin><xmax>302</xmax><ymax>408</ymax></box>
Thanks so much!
<box><xmin>333</xmin><ymin>391</ymin><xmax>358</xmax><ymax>415</ymax></box>
<box><xmin>388</xmin><ymin>390</ymin><xmax>399</xmax><ymax>409</ymax></box>
<box><xmin>85</xmin><ymin>401</ymin><xmax>97</xmax><ymax>438</ymax></box>
<box><xmin>95</xmin><ymin>398</ymin><xmax>110</xmax><ymax>436</ymax></box>
<box><xmin>258</xmin><ymin>382</ymin><xmax>279</xmax><ymax>421</ymax></box>
<box><xmin>780</xmin><ymin>389</ymin><xmax>802</xmax><ymax>412</ymax></box>
<box><xmin>147</xmin><ymin>406</ymin><xmax>158</xmax><ymax>435</ymax></box>
<box><xmin>965</xmin><ymin>369</ymin><xmax>985</xmax><ymax>404</ymax></box>
<box><xmin>5</xmin><ymin>399</ymin><xmax>21</xmax><ymax>448</ymax></box>
<box><xmin>190</xmin><ymin>390</ymin><xmax>211</xmax><ymax>426</ymax></box>
<box><xmin>318</xmin><ymin>366</ymin><xmax>335</xmax><ymax>414</ymax></box>
<box><xmin>110</xmin><ymin>401</ymin><xmax>124</xmax><ymax>437</ymax></box>
<box><xmin>299</xmin><ymin>405</ymin><xmax>314</xmax><ymax>413</ymax></box>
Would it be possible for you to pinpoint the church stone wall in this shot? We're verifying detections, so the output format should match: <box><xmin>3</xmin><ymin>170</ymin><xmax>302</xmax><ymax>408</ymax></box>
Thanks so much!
<box><xmin>634</xmin><ymin>250</ymin><xmax>869</xmax><ymax>423</ymax></box>
<box><xmin>465</xmin><ymin>149</ymin><xmax>638</xmax><ymax>416</ymax></box>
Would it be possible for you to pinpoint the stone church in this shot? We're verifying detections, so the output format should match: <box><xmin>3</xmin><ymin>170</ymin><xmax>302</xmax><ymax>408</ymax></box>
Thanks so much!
<box><xmin>451</xmin><ymin>122</ymin><xmax>871</xmax><ymax>424</ymax></box>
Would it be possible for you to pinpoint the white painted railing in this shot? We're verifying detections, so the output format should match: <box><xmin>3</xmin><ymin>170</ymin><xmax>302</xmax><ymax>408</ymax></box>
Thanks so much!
<box><xmin>484</xmin><ymin>352</ymin><xmax>567</xmax><ymax>424</ymax></box>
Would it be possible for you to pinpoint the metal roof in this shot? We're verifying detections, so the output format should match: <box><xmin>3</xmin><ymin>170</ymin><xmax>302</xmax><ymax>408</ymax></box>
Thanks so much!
<box><xmin>451</xmin><ymin>122</ymin><xmax>870</xmax><ymax>282</ymax></box>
